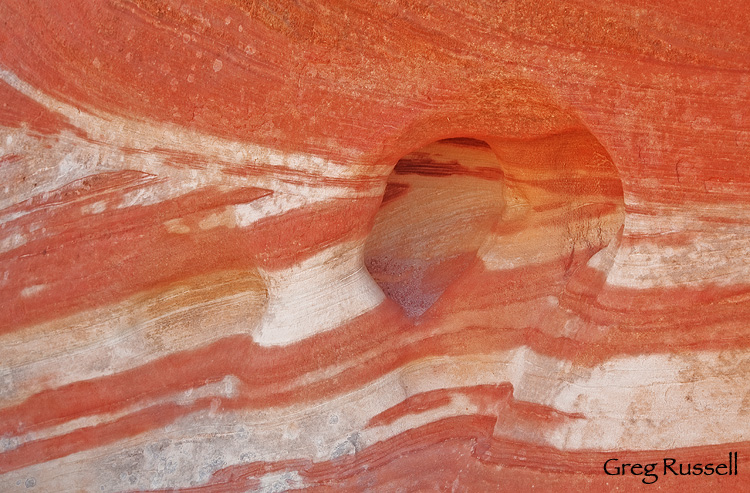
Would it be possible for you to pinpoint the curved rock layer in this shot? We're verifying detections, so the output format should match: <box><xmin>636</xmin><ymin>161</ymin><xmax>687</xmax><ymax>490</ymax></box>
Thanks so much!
<box><xmin>1</xmin><ymin>0</ymin><xmax>749</xmax><ymax>491</ymax></box>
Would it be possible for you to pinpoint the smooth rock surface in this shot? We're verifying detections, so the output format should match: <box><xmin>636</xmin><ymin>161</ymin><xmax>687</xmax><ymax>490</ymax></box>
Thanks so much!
<box><xmin>0</xmin><ymin>0</ymin><xmax>749</xmax><ymax>491</ymax></box>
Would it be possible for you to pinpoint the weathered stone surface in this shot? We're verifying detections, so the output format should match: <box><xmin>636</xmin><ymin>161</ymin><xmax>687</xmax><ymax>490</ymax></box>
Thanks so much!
<box><xmin>0</xmin><ymin>0</ymin><xmax>749</xmax><ymax>491</ymax></box>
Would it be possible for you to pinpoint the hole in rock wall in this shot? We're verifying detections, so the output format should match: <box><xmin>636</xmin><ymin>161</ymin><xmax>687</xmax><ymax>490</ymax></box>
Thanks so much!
<box><xmin>364</xmin><ymin>131</ymin><xmax>625</xmax><ymax>318</ymax></box>
<box><xmin>364</xmin><ymin>138</ymin><xmax>505</xmax><ymax>318</ymax></box>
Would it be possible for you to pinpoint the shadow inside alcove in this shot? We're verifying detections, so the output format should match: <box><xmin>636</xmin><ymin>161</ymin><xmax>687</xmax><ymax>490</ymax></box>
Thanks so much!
<box><xmin>363</xmin><ymin>138</ymin><xmax>505</xmax><ymax>318</ymax></box>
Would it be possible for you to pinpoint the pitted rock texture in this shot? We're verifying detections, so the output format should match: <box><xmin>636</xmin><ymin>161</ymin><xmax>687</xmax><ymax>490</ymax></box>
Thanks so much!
<box><xmin>0</xmin><ymin>0</ymin><xmax>749</xmax><ymax>491</ymax></box>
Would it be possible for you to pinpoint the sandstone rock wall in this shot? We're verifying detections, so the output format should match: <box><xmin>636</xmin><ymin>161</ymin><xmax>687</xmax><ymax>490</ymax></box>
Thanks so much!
<box><xmin>1</xmin><ymin>1</ymin><xmax>749</xmax><ymax>490</ymax></box>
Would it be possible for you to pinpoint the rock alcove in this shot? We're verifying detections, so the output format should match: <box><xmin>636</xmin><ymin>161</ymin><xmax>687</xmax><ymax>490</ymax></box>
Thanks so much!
<box><xmin>364</xmin><ymin>129</ymin><xmax>626</xmax><ymax>318</ymax></box>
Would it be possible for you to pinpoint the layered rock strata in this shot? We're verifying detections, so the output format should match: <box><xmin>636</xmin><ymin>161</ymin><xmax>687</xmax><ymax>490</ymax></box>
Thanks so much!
<box><xmin>1</xmin><ymin>0</ymin><xmax>749</xmax><ymax>491</ymax></box>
